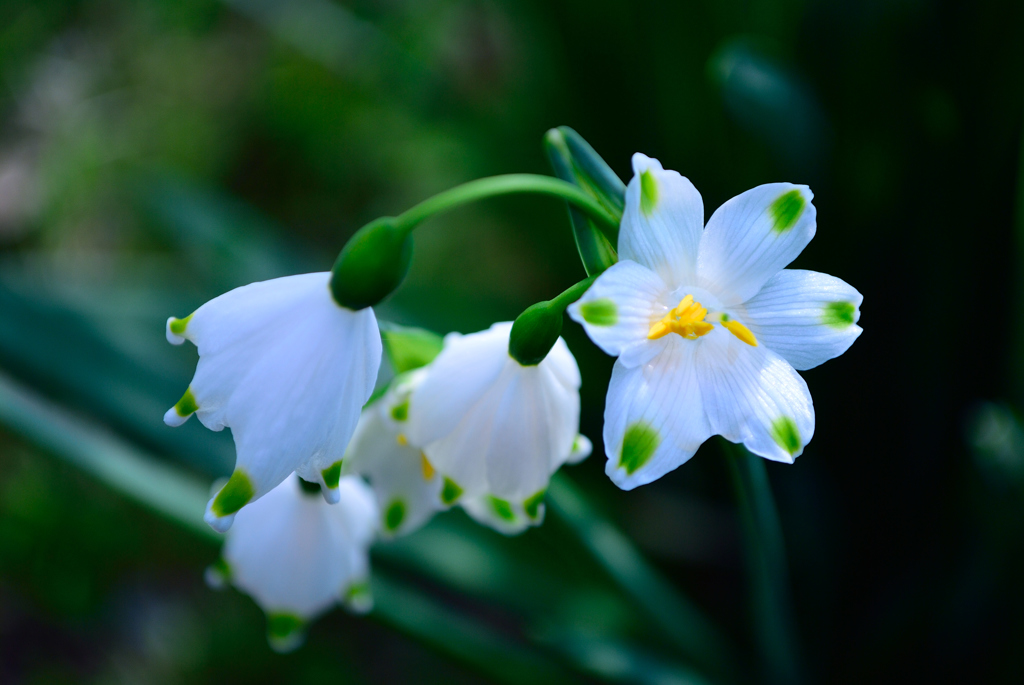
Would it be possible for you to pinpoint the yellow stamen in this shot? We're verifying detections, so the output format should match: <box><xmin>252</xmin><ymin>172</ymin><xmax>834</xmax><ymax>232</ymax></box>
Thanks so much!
<box><xmin>420</xmin><ymin>453</ymin><xmax>435</xmax><ymax>480</ymax></box>
<box><xmin>396</xmin><ymin>433</ymin><xmax>408</xmax><ymax>447</ymax></box>
<box><xmin>648</xmin><ymin>294</ymin><xmax>715</xmax><ymax>340</ymax></box>
<box><xmin>722</xmin><ymin>318</ymin><xmax>757</xmax><ymax>346</ymax></box>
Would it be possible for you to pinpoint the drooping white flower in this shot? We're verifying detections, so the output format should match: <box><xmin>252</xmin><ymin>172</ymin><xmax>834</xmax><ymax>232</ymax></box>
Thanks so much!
<box><xmin>164</xmin><ymin>272</ymin><xmax>381</xmax><ymax>532</ymax></box>
<box><xmin>342</xmin><ymin>370</ymin><xmax>444</xmax><ymax>538</ymax></box>
<box><xmin>569</xmin><ymin>154</ymin><xmax>862</xmax><ymax>489</ymax></box>
<box><xmin>405</xmin><ymin>322</ymin><xmax>585</xmax><ymax>517</ymax></box>
<box><xmin>460</xmin><ymin>435</ymin><xmax>591</xmax><ymax>535</ymax></box>
<box><xmin>206</xmin><ymin>474</ymin><xmax>378</xmax><ymax>652</ymax></box>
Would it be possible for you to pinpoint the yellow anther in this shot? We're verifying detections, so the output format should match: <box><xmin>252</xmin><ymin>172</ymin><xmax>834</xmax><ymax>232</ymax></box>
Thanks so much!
<box><xmin>420</xmin><ymin>453</ymin><xmax>436</xmax><ymax>480</ymax></box>
<box><xmin>396</xmin><ymin>433</ymin><xmax>409</xmax><ymax>447</ymax></box>
<box><xmin>648</xmin><ymin>294</ymin><xmax>715</xmax><ymax>341</ymax></box>
<box><xmin>722</xmin><ymin>318</ymin><xmax>757</xmax><ymax>346</ymax></box>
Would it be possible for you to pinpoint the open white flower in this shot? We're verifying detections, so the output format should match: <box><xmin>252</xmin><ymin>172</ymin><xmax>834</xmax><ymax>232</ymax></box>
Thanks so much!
<box><xmin>206</xmin><ymin>474</ymin><xmax>378</xmax><ymax>652</ymax></box>
<box><xmin>569</xmin><ymin>153</ymin><xmax>862</xmax><ymax>489</ymax></box>
<box><xmin>164</xmin><ymin>272</ymin><xmax>381</xmax><ymax>532</ymax></box>
<box><xmin>342</xmin><ymin>370</ymin><xmax>444</xmax><ymax>538</ymax></box>
<box><xmin>405</xmin><ymin>322</ymin><xmax>585</xmax><ymax>514</ymax></box>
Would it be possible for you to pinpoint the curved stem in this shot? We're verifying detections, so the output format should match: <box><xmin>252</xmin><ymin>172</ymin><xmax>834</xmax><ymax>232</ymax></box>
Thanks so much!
<box><xmin>548</xmin><ymin>275</ymin><xmax>597</xmax><ymax>313</ymax></box>
<box><xmin>394</xmin><ymin>174</ymin><xmax>620</xmax><ymax>235</ymax></box>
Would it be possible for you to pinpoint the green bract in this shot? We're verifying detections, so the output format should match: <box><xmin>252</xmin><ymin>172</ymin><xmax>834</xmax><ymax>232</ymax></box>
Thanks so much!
<box><xmin>330</xmin><ymin>217</ymin><xmax>413</xmax><ymax>310</ymax></box>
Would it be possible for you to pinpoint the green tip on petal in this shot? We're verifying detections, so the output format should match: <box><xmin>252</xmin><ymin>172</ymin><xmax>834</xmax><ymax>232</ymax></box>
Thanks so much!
<box><xmin>266</xmin><ymin>613</ymin><xmax>305</xmax><ymax>653</ymax></box>
<box><xmin>523</xmin><ymin>489</ymin><xmax>546</xmax><ymax>520</ymax></box>
<box><xmin>640</xmin><ymin>169</ymin><xmax>659</xmax><ymax>216</ymax></box>
<box><xmin>390</xmin><ymin>398</ymin><xmax>410</xmax><ymax>422</ymax></box>
<box><xmin>822</xmin><ymin>301</ymin><xmax>856</xmax><ymax>328</ymax></box>
<box><xmin>211</xmin><ymin>470</ymin><xmax>255</xmax><ymax>517</ymax></box>
<box><xmin>771</xmin><ymin>416</ymin><xmax>802</xmax><ymax>456</ymax></box>
<box><xmin>441</xmin><ymin>477</ymin><xmax>463</xmax><ymax>505</ymax></box>
<box><xmin>344</xmin><ymin>580</ymin><xmax>373</xmax><ymax>613</ymax></box>
<box><xmin>174</xmin><ymin>388</ymin><xmax>199</xmax><ymax>417</ymax></box>
<box><xmin>321</xmin><ymin>461</ymin><xmax>343</xmax><ymax>490</ymax></box>
<box><xmin>384</xmin><ymin>499</ymin><xmax>406</xmax><ymax>532</ymax></box>
<box><xmin>769</xmin><ymin>189</ymin><xmax>805</xmax><ymax>233</ymax></box>
<box><xmin>578</xmin><ymin>298</ymin><xmax>618</xmax><ymax>326</ymax></box>
<box><xmin>620</xmin><ymin>421</ymin><xmax>660</xmax><ymax>475</ymax></box>
<box><xmin>488</xmin><ymin>496</ymin><xmax>516</xmax><ymax>522</ymax></box>
<box><xmin>168</xmin><ymin>313</ymin><xmax>194</xmax><ymax>336</ymax></box>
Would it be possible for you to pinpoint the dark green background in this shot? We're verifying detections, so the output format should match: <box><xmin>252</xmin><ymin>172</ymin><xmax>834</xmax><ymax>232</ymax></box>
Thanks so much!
<box><xmin>1</xmin><ymin>0</ymin><xmax>1022</xmax><ymax>683</ymax></box>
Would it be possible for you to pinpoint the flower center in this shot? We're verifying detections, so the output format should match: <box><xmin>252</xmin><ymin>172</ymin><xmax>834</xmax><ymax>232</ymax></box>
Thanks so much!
<box><xmin>648</xmin><ymin>294</ymin><xmax>757</xmax><ymax>346</ymax></box>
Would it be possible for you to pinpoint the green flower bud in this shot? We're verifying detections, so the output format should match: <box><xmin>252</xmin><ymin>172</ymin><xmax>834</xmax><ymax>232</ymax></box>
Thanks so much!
<box><xmin>330</xmin><ymin>217</ymin><xmax>413</xmax><ymax>310</ymax></box>
<box><xmin>508</xmin><ymin>301</ymin><xmax>563</xmax><ymax>366</ymax></box>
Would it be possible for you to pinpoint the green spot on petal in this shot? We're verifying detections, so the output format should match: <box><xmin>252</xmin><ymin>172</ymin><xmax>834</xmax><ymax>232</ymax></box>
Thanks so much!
<box><xmin>488</xmin><ymin>496</ymin><xmax>515</xmax><ymax>522</ymax></box>
<box><xmin>321</xmin><ymin>461</ymin><xmax>343</xmax><ymax>489</ymax></box>
<box><xmin>441</xmin><ymin>477</ymin><xmax>463</xmax><ymax>505</ymax></box>
<box><xmin>620</xmin><ymin>421</ymin><xmax>660</xmax><ymax>475</ymax></box>
<box><xmin>523</xmin><ymin>489</ymin><xmax>546</xmax><ymax>520</ymax></box>
<box><xmin>771</xmin><ymin>416</ymin><xmax>802</xmax><ymax>456</ymax></box>
<box><xmin>384</xmin><ymin>499</ymin><xmax>406</xmax><ymax>531</ymax></box>
<box><xmin>822</xmin><ymin>301</ymin><xmax>856</xmax><ymax>328</ymax></box>
<box><xmin>769</xmin><ymin>189</ymin><xmax>805</xmax><ymax>233</ymax></box>
<box><xmin>579</xmin><ymin>298</ymin><xmax>618</xmax><ymax>326</ymax></box>
<box><xmin>211</xmin><ymin>470</ymin><xmax>255</xmax><ymax>517</ymax></box>
<box><xmin>266</xmin><ymin>614</ymin><xmax>301</xmax><ymax>643</ymax></box>
<box><xmin>174</xmin><ymin>387</ymin><xmax>198</xmax><ymax>417</ymax></box>
<box><xmin>211</xmin><ymin>557</ymin><xmax>231</xmax><ymax>581</ymax></box>
<box><xmin>169</xmin><ymin>313</ymin><xmax>193</xmax><ymax>336</ymax></box>
<box><xmin>390</xmin><ymin>398</ymin><xmax>409</xmax><ymax>422</ymax></box>
<box><xmin>640</xmin><ymin>169</ymin><xmax>659</xmax><ymax>216</ymax></box>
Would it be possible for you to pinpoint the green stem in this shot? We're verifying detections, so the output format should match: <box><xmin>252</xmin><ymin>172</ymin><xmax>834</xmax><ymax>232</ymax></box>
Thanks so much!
<box><xmin>724</xmin><ymin>442</ymin><xmax>802</xmax><ymax>685</ymax></box>
<box><xmin>548</xmin><ymin>275</ymin><xmax>597</xmax><ymax>313</ymax></box>
<box><xmin>394</xmin><ymin>174</ymin><xmax>620</xmax><ymax>235</ymax></box>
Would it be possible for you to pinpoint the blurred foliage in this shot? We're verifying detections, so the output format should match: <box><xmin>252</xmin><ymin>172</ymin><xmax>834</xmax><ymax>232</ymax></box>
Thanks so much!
<box><xmin>1</xmin><ymin>0</ymin><xmax>1024</xmax><ymax>683</ymax></box>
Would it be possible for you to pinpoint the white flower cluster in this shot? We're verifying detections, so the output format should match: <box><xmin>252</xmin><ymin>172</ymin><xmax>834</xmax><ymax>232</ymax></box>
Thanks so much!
<box><xmin>163</xmin><ymin>153</ymin><xmax>860</xmax><ymax>650</ymax></box>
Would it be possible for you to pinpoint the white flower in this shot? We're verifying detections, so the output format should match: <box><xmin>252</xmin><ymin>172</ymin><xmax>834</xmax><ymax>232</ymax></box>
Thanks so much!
<box><xmin>164</xmin><ymin>272</ymin><xmax>381</xmax><ymax>532</ymax></box>
<box><xmin>569</xmin><ymin>154</ymin><xmax>862</xmax><ymax>489</ymax></box>
<box><xmin>206</xmin><ymin>474</ymin><xmax>378</xmax><ymax>652</ymax></box>
<box><xmin>461</xmin><ymin>435</ymin><xmax>591</xmax><ymax>535</ymax></box>
<box><xmin>342</xmin><ymin>370</ymin><xmax>444</xmax><ymax>538</ymax></box>
<box><xmin>405</xmin><ymin>322</ymin><xmax>585</xmax><ymax>514</ymax></box>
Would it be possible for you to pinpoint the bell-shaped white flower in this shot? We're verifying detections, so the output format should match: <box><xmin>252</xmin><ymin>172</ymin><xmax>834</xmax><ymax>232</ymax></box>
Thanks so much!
<box><xmin>569</xmin><ymin>154</ymin><xmax>862</xmax><ymax>489</ymax></box>
<box><xmin>460</xmin><ymin>435</ymin><xmax>592</xmax><ymax>535</ymax></box>
<box><xmin>164</xmin><ymin>272</ymin><xmax>381</xmax><ymax>532</ymax></box>
<box><xmin>342</xmin><ymin>370</ymin><xmax>444</xmax><ymax>538</ymax></box>
<box><xmin>206</xmin><ymin>474</ymin><xmax>378</xmax><ymax>652</ymax></box>
<box><xmin>405</xmin><ymin>322</ymin><xmax>584</xmax><ymax>513</ymax></box>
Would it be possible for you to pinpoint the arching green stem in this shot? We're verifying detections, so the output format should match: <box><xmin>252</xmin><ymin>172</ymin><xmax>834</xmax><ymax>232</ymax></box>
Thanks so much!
<box><xmin>509</xmin><ymin>276</ymin><xmax>597</xmax><ymax>366</ymax></box>
<box><xmin>394</xmin><ymin>174</ymin><xmax>620</xmax><ymax>236</ymax></box>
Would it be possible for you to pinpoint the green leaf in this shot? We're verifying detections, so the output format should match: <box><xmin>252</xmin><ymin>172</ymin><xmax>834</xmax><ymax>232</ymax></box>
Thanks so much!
<box><xmin>544</xmin><ymin>128</ymin><xmax>620</xmax><ymax>277</ymax></box>
<box><xmin>380</xmin><ymin>322</ymin><xmax>445</xmax><ymax>374</ymax></box>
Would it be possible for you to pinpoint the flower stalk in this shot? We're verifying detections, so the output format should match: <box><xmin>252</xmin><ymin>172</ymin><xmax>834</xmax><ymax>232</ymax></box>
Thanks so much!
<box><xmin>509</xmin><ymin>276</ymin><xmax>596</xmax><ymax>366</ymax></box>
<box><xmin>725</xmin><ymin>441</ymin><xmax>803</xmax><ymax>685</ymax></box>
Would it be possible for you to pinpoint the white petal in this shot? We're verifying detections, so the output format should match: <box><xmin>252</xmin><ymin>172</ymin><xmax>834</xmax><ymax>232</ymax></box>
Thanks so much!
<box><xmin>165</xmin><ymin>273</ymin><xmax>382</xmax><ymax>529</ymax></box>
<box><xmin>695</xmin><ymin>331</ymin><xmax>814</xmax><ymax>463</ymax></box>
<box><xmin>740</xmin><ymin>269</ymin><xmax>863</xmax><ymax>370</ymax></box>
<box><xmin>343</xmin><ymin>386</ymin><xmax>443</xmax><ymax>538</ymax></box>
<box><xmin>222</xmin><ymin>475</ymin><xmax>378</xmax><ymax>622</ymax></box>
<box><xmin>566</xmin><ymin>434</ymin><xmax>592</xmax><ymax>464</ymax></box>
<box><xmin>407</xmin><ymin>323</ymin><xmax>581</xmax><ymax>501</ymax></box>
<box><xmin>603</xmin><ymin>339</ymin><xmax>713</xmax><ymax>490</ymax></box>
<box><xmin>567</xmin><ymin>260</ymin><xmax>670</xmax><ymax>368</ymax></box>
<box><xmin>461</xmin><ymin>494</ymin><xmax>543</xmax><ymax>536</ymax></box>
<box><xmin>619</xmin><ymin>153</ymin><xmax>704</xmax><ymax>288</ymax></box>
<box><xmin>697</xmin><ymin>184</ymin><xmax>816</xmax><ymax>305</ymax></box>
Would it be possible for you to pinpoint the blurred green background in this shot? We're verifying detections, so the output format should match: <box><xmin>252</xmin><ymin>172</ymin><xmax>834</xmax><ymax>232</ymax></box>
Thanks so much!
<box><xmin>1</xmin><ymin>0</ymin><xmax>1023</xmax><ymax>683</ymax></box>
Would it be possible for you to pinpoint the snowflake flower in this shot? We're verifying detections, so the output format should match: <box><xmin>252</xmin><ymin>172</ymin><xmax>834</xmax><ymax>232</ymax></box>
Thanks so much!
<box><xmin>404</xmin><ymin>322</ymin><xmax>586</xmax><ymax>522</ymax></box>
<box><xmin>164</xmin><ymin>272</ymin><xmax>381</xmax><ymax>531</ymax></box>
<box><xmin>569</xmin><ymin>154</ymin><xmax>862</xmax><ymax>489</ymax></box>
<box><xmin>206</xmin><ymin>474</ymin><xmax>378</xmax><ymax>652</ymax></box>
